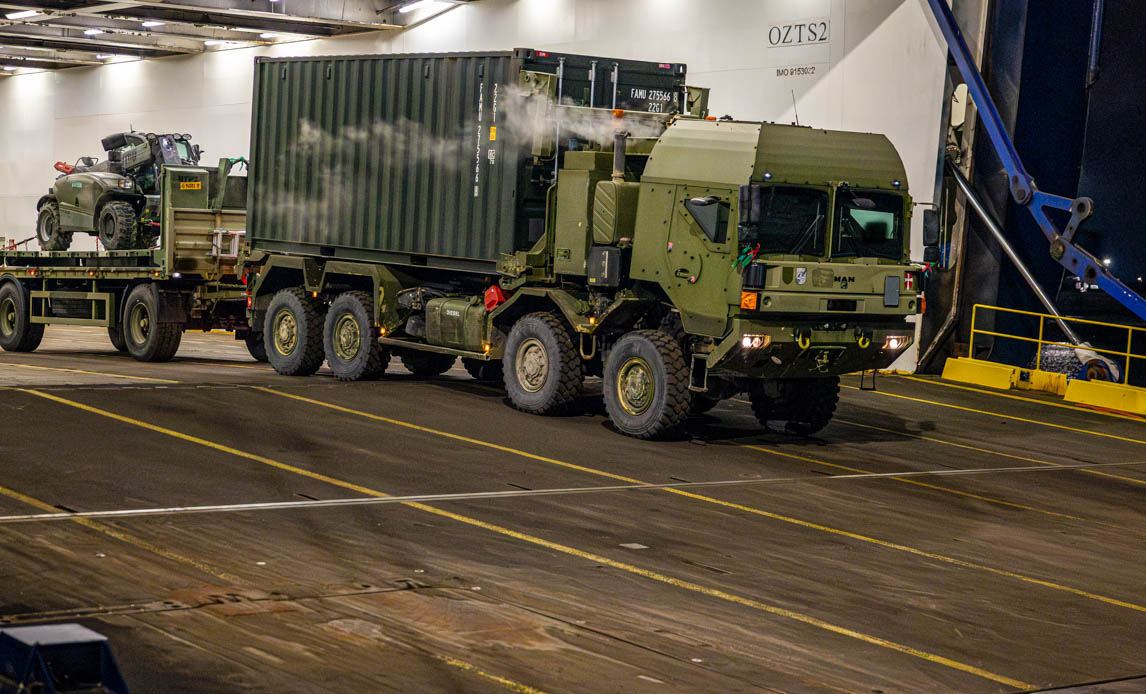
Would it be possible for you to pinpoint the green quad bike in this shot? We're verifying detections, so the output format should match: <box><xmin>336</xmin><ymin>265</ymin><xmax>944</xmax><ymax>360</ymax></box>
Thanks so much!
<box><xmin>35</xmin><ymin>131</ymin><xmax>201</xmax><ymax>251</ymax></box>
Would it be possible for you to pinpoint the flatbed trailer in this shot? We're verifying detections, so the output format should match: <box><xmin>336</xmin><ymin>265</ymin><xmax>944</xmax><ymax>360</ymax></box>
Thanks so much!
<box><xmin>0</xmin><ymin>163</ymin><xmax>255</xmax><ymax>361</ymax></box>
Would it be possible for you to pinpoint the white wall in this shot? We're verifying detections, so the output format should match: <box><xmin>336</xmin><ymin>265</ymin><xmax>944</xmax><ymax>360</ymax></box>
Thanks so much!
<box><xmin>0</xmin><ymin>0</ymin><xmax>947</xmax><ymax>365</ymax></box>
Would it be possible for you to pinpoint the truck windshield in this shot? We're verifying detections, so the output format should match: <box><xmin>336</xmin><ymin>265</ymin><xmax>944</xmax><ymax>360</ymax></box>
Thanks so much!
<box><xmin>739</xmin><ymin>186</ymin><xmax>828</xmax><ymax>256</ymax></box>
<box><xmin>832</xmin><ymin>189</ymin><xmax>904</xmax><ymax>260</ymax></box>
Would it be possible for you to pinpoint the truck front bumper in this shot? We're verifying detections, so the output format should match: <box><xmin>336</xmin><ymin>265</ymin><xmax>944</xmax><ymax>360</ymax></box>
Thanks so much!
<box><xmin>703</xmin><ymin>317</ymin><xmax>914</xmax><ymax>379</ymax></box>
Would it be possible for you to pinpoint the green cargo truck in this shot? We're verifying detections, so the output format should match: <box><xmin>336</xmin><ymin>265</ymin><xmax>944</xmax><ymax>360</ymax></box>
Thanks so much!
<box><xmin>0</xmin><ymin>161</ymin><xmax>256</xmax><ymax>361</ymax></box>
<box><xmin>243</xmin><ymin>49</ymin><xmax>928</xmax><ymax>438</ymax></box>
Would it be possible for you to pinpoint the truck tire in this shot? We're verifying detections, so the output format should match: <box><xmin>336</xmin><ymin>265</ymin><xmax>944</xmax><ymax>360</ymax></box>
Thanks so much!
<box><xmin>463</xmin><ymin>357</ymin><xmax>503</xmax><ymax>383</ymax></box>
<box><xmin>122</xmin><ymin>284</ymin><xmax>183</xmax><ymax>362</ymax></box>
<box><xmin>749</xmin><ymin>376</ymin><xmax>840</xmax><ymax>436</ymax></box>
<box><xmin>324</xmin><ymin>291</ymin><xmax>387</xmax><ymax>381</ymax></box>
<box><xmin>97</xmin><ymin>201</ymin><xmax>138</xmax><ymax>250</ymax></box>
<box><xmin>400</xmin><ymin>350</ymin><xmax>455</xmax><ymax>378</ymax></box>
<box><xmin>0</xmin><ymin>281</ymin><xmax>44</xmax><ymax>352</ymax></box>
<box><xmin>659</xmin><ymin>309</ymin><xmax>717</xmax><ymax>416</ymax></box>
<box><xmin>108</xmin><ymin>324</ymin><xmax>127</xmax><ymax>352</ymax></box>
<box><xmin>36</xmin><ymin>203</ymin><xmax>72</xmax><ymax>252</ymax></box>
<box><xmin>264</xmin><ymin>287</ymin><xmax>325</xmax><ymax>376</ymax></box>
<box><xmin>244</xmin><ymin>331</ymin><xmax>268</xmax><ymax>362</ymax></box>
<box><xmin>503</xmin><ymin>312</ymin><xmax>583</xmax><ymax>415</ymax></box>
<box><xmin>603</xmin><ymin>330</ymin><xmax>690</xmax><ymax>439</ymax></box>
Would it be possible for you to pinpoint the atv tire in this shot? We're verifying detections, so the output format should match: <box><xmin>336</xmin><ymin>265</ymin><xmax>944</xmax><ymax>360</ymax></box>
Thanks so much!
<box><xmin>97</xmin><ymin>201</ymin><xmax>139</xmax><ymax>250</ymax></box>
<box><xmin>0</xmin><ymin>281</ymin><xmax>44</xmax><ymax>352</ymax></box>
<box><xmin>503</xmin><ymin>312</ymin><xmax>583</xmax><ymax>415</ymax></box>
<box><xmin>122</xmin><ymin>284</ymin><xmax>183</xmax><ymax>362</ymax></box>
<box><xmin>749</xmin><ymin>376</ymin><xmax>840</xmax><ymax>436</ymax></box>
<box><xmin>324</xmin><ymin>291</ymin><xmax>388</xmax><ymax>381</ymax></box>
<box><xmin>36</xmin><ymin>203</ymin><xmax>72</xmax><ymax>252</ymax></box>
<box><xmin>264</xmin><ymin>288</ymin><xmax>326</xmax><ymax>376</ymax></box>
<box><xmin>603</xmin><ymin>330</ymin><xmax>690</xmax><ymax>439</ymax></box>
<box><xmin>463</xmin><ymin>357</ymin><xmax>503</xmax><ymax>383</ymax></box>
<box><xmin>400</xmin><ymin>350</ymin><xmax>456</xmax><ymax>378</ymax></box>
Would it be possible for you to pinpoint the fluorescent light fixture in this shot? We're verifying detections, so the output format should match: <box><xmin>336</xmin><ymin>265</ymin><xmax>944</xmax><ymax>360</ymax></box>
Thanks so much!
<box><xmin>96</xmin><ymin>54</ymin><xmax>114</xmax><ymax>60</ymax></box>
<box><xmin>83</xmin><ymin>28</ymin><xmax>105</xmax><ymax>36</ymax></box>
<box><xmin>2</xmin><ymin>66</ymin><xmax>17</xmax><ymax>71</ymax></box>
<box><xmin>400</xmin><ymin>0</ymin><xmax>439</xmax><ymax>13</ymax></box>
<box><xmin>203</xmin><ymin>40</ymin><xmax>223</xmax><ymax>46</ymax></box>
<box><xmin>259</xmin><ymin>33</ymin><xmax>278</xmax><ymax>39</ymax></box>
<box><xmin>5</xmin><ymin>10</ymin><xmax>40</xmax><ymax>20</ymax></box>
<box><xmin>141</xmin><ymin>20</ymin><xmax>165</xmax><ymax>28</ymax></box>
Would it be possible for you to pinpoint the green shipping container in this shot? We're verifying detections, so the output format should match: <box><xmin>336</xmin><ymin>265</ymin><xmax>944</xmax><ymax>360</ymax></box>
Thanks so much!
<box><xmin>248</xmin><ymin>48</ymin><xmax>687</xmax><ymax>273</ymax></box>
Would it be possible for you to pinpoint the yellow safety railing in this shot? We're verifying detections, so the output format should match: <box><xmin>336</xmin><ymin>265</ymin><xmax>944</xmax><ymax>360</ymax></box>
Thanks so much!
<box><xmin>970</xmin><ymin>303</ymin><xmax>1146</xmax><ymax>380</ymax></box>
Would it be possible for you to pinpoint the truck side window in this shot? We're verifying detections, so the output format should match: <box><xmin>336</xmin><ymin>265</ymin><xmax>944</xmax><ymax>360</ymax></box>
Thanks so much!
<box><xmin>684</xmin><ymin>196</ymin><xmax>729</xmax><ymax>244</ymax></box>
<box><xmin>738</xmin><ymin>186</ymin><xmax>827</xmax><ymax>256</ymax></box>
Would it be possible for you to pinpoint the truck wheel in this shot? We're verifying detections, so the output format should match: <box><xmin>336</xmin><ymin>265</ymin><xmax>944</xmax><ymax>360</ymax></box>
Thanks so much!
<box><xmin>36</xmin><ymin>203</ymin><xmax>72</xmax><ymax>252</ymax></box>
<box><xmin>324</xmin><ymin>291</ymin><xmax>387</xmax><ymax>381</ymax></box>
<box><xmin>264</xmin><ymin>288</ymin><xmax>326</xmax><ymax>376</ymax></box>
<box><xmin>463</xmin><ymin>357</ymin><xmax>503</xmax><ymax>383</ymax></box>
<box><xmin>244</xmin><ymin>331</ymin><xmax>268</xmax><ymax>362</ymax></box>
<box><xmin>400</xmin><ymin>350</ymin><xmax>455</xmax><ymax>378</ymax></box>
<box><xmin>749</xmin><ymin>377</ymin><xmax>840</xmax><ymax>436</ymax></box>
<box><xmin>603</xmin><ymin>330</ymin><xmax>690</xmax><ymax>439</ymax></box>
<box><xmin>122</xmin><ymin>284</ymin><xmax>183</xmax><ymax>362</ymax></box>
<box><xmin>97</xmin><ymin>201</ymin><xmax>138</xmax><ymax>250</ymax></box>
<box><xmin>108</xmin><ymin>324</ymin><xmax>127</xmax><ymax>352</ymax></box>
<box><xmin>0</xmin><ymin>282</ymin><xmax>44</xmax><ymax>352</ymax></box>
<box><xmin>503</xmin><ymin>312</ymin><xmax>583</xmax><ymax>415</ymax></box>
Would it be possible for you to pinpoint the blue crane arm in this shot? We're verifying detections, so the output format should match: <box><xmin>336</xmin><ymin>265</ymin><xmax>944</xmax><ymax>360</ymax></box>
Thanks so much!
<box><xmin>925</xmin><ymin>0</ymin><xmax>1146</xmax><ymax>321</ymax></box>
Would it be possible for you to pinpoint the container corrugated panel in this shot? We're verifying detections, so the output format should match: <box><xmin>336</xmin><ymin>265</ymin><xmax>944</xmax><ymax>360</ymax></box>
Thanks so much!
<box><xmin>248</xmin><ymin>49</ymin><xmax>686</xmax><ymax>271</ymax></box>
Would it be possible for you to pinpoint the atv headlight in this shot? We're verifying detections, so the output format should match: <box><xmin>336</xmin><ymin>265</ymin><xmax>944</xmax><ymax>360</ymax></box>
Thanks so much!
<box><xmin>119</xmin><ymin>179</ymin><xmax>133</xmax><ymax>190</ymax></box>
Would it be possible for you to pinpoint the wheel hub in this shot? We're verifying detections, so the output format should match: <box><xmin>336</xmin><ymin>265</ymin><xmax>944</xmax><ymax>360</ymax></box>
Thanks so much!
<box><xmin>516</xmin><ymin>337</ymin><xmax>548</xmax><ymax>393</ymax></box>
<box><xmin>273</xmin><ymin>309</ymin><xmax>298</xmax><ymax>357</ymax></box>
<box><xmin>617</xmin><ymin>357</ymin><xmax>654</xmax><ymax>416</ymax></box>
<box><xmin>0</xmin><ymin>297</ymin><xmax>16</xmax><ymax>337</ymax></box>
<box><xmin>128</xmin><ymin>303</ymin><xmax>151</xmax><ymax>345</ymax></box>
<box><xmin>334</xmin><ymin>314</ymin><xmax>361</xmax><ymax>361</ymax></box>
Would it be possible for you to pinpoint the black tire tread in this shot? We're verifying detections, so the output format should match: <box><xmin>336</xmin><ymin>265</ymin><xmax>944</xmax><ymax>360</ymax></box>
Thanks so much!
<box><xmin>613</xmin><ymin>329</ymin><xmax>690</xmax><ymax>440</ymax></box>
<box><xmin>749</xmin><ymin>376</ymin><xmax>840</xmax><ymax>436</ymax></box>
<box><xmin>325</xmin><ymin>290</ymin><xmax>387</xmax><ymax>381</ymax></box>
<box><xmin>400</xmin><ymin>350</ymin><xmax>456</xmax><ymax>378</ymax></box>
<box><xmin>266</xmin><ymin>287</ymin><xmax>326</xmax><ymax>376</ymax></box>
<box><xmin>0</xmin><ymin>282</ymin><xmax>44</xmax><ymax>352</ymax></box>
<box><xmin>99</xmin><ymin>201</ymin><xmax>139</xmax><ymax>250</ymax></box>
<box><xmin>504</xmin><ymin>312</ymin><xmax>583</xmax><ymax>415</ymax></box>
<box><xmin>37</xmin><ymin>203</ymin><xmax>72</xmax><ymax>252</ymax></box>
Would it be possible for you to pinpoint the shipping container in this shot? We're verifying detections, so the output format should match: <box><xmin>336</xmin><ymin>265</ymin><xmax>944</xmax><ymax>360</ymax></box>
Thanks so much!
<box><xmin>247</xmin><ymin>48</ymin><xmax>687</xmax><ymax>273</ymax></box>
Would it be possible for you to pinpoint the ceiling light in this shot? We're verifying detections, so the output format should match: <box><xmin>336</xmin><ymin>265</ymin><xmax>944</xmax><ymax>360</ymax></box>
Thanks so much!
<box><xmin>5</xmin><ymin>10</ymin><xmax>40</xmax><ymax>20</ymax></box>
<box><xmin>2</xmin><ymin>66</ymin><xmax>17</xmax><ymax>71</ymax></box>
<box><xmin>259</xmin><ymin>33</ymin><xmax>278</xmax><ymax>39</ymax></box>
<box><xmin>141</xmin><ymin>21</ymin><xmax>165</xmax><ymax>28</ymax></box>
<box><xmin>96</xmin><ymin>54</ymin><xmax>113</xmax><ymax>60</ymax></box>
<box><xmin>203</xmin><ymin>40</ymin><xmax>223</xmax><ymax>46</ymax></box>
<box><xmin>400</xmin><ymin>0</ymin><xmax>440</xmax><ymax>13</ymax></box>
<box><xmin>83</xmin><ymin>28</ymin><xmax>105</xmax><ymax>36</ymax></box>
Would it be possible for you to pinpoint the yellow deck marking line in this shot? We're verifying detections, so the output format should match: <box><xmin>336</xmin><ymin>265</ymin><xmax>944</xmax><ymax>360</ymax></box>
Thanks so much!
<box><xmin>841</xmin><ymin>383</ymin><xmax>1146</xmax><ymax>446</ymax></box>
<box><xmin>0</xmin><ymin>480</ymin><xmax>238</xmax><ymax>583</ymax></box>
<box><xmin>435</xmin><ymin>655</ymin><xmax>548</xmax><ymax>694</ymax></box>
<box><xmin>251</xmin><ymin>389</ymin><xmax>1146</xmax><ymax>616</ymax></box>
<box><xmin>22</xmin><ymin>388</ymin><xmax>1029</xmax><ymax>690</ymax></box>
<box><xmin>894</xmin><ymin>374</ymin><xmax>1146</xmax><ymax>423</ymax></box>
<box><xmin>0</xmin><ymin>361</ymin><xmax>178</xmax><ymax>383</ymax></box>
<box><xmin>832</xmin><ymin>417</ymin><xmax>1146</xmax><ymax>490</ymax></box>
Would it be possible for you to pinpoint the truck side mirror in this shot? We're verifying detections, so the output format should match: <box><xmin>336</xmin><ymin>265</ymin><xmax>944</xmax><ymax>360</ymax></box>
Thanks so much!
<box><xmin>80</xmin><ymin>156</ymin><xmax>97</xmax><ymax>167</ymax></box>
<box><xmin>923</xmin><ymin>246</ymin><xmax>941</xmax><ymax>263</ymax></box>
<box><xmin>922</xmin><ymin>208</ymin><xmax>940</xmax><ymax>247</ymax></box>
<box><xmin>739</xmin><ymin>184</ymin><xmax>763</xmax><ymax>226</ymax></box>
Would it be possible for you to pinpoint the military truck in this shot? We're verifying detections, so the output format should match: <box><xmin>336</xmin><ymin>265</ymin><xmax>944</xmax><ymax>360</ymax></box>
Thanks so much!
<box><xmin>36</xmin><ymin>132</ymin><xmax>201</xmax><ymax>252</ymax></box>
<box><xmin>1</xmin><ymin>159</ymin><xmax>253</xmax><ymax>361</ymax></box>
<box><xmin>242</xmin><ymin>49</ymin><xmax>927</xmax><ymax>439</ymax></box>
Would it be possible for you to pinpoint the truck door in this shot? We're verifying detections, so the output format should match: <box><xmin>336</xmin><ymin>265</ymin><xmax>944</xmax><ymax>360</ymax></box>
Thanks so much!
<box><xmin>662</xmin><ymin>185</ymin><xmax>737</xmax><ymax>336</ymax></box>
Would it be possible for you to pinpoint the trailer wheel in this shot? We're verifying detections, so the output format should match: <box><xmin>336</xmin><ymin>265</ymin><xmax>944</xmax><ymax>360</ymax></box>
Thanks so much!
<box><xmin>463</xmin><ymin>357</ymin><xmax>503</xmax><ymax>383</ymax></box>
<box><xmin>264</xmin><ymin>288</ymin><xmax>325</xmax><ymax>376</ymax></box>
<box><xmin>36</xmin><ymin>203</ymin><xmax>72</xmax><ymax>252</ymax></box>
<box><xmin>122</xmin><ymin>284</ymin><xmax>183</xmax><ymax>362</ymax></box>
<box><xmin>0</xmin><ymin>282</ymin><xmax>44</xmax><ymax>352</ymax></box>
<box><xmin>97</xmin><ymin>201</ymin><xmax>139</xmax><ymax>250</ymax></box>
<box><xmin>503</xmin><ymin>312</ymin><xmax>583</xmax><ymax>415</ymax></box>
<box><xmin>244</xmin><ymin>331</ymin><xmax>268</xmax><ymax>362</ymax></box>
<box><xmin>603</xmin><ymin>330</ymin><xmax>690</xmax><ymax>439</ymax></box>
<box><xmin>324</xmin><ymin>291</ymin><xmax>387</xmax><ymax>381</ymax></box>
<box><xmin>108</xmin><ymin>324</ymin><xmax>127</xmax><ymax>352</ymax></box>
<box><xmin>400</xmin><ymin>350</ymin><xmax>455</xmax><ymax>378</ymax></box>
<box><xmin>749</xmin><ymin>376</ymin><xmax>840</xmax><ymax>436</ymax></box>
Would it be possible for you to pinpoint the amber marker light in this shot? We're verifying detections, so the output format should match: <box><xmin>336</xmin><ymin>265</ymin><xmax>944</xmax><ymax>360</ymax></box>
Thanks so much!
<box><xmin>740</xmin><ymin>291</ymin><xmax>758</xmax><ymax>310</ymax></box>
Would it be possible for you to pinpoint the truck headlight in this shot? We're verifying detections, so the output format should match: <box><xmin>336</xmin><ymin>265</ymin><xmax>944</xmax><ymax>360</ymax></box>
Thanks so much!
<box><xmin>883</xmin><ymin>335</ymin><xmax>909</xmax><ymax>351</ymax></box>
<box><xmin>741</xmin><ymin>334</ymin><xmax>770</xmax><ymax>349</ymax></box>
